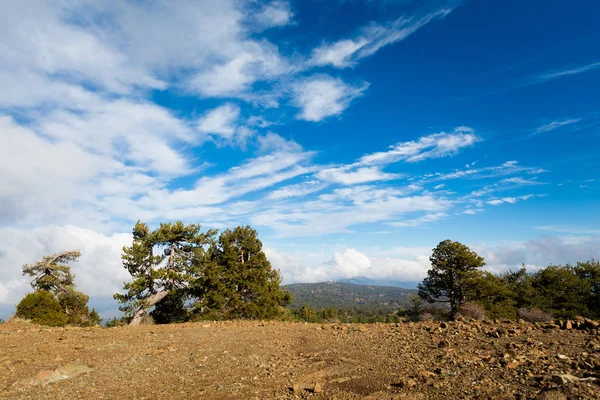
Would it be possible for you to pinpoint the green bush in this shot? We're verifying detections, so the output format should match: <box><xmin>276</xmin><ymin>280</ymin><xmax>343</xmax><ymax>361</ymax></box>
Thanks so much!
<box><xmin>16</xmin><ymin>291</ymin><xmax>67</xmax><ymax>327</ymax></box>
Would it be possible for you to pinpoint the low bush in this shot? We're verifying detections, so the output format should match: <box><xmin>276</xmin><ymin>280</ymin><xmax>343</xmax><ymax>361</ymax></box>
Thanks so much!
<box><xmin>459</xmin><ymin>302</ymin><xmax>486</xmax><ymax>321</ymax></box>
<box><xmin>418</xmin><ymin>312</ymin><xmax>434</xmax><ymax>322</ymax></box>
<box><xmin>518</xmin><ymin>307</ymin><xmax>553</xmax><ymax>323</ymax></box>
<box><xmin>16</xmin><ymin>291</ymin><xmax>67</xmax><ymax>327</ymax></box>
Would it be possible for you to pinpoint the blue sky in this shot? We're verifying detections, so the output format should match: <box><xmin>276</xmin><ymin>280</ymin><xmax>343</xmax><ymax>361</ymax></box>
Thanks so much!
<box><xmin>1</xmin><ymin>0</ymin><xmax>599</xmax><ymax>317</ymax></box>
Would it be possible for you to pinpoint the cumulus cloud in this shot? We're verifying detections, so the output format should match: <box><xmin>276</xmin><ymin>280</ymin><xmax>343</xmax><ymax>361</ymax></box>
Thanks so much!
<box><xmin>292</xmin><ymin>76</ymin><xmax>369</xmax><ymax>121</ymax></box>
<box><xmin>267</xmin><ymin>247</ymin><xmax>431</xmax><ymax>284</ymax></box>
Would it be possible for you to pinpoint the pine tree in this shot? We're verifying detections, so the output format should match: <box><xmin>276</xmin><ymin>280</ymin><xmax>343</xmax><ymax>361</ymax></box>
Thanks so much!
<box><xmin>114</xmin><ymin>221</ymin><xmax>216</xmax><ymax>325</ymax></box>
<box><xmin>20</xmin><ymin>250</ymin><xmax>94</xmax><ymax>325</ymax></box>
<box><xmin>418</xmin><ymin>239</ymin><xmax>485</xmax><ymax>318</ymax></box>
<box><xmin>22</xmin><ymin>250</ymin><xmax>80</xmax><ymax>293</ymax></box>
<box><xmin>192</xmin><ymin>226</ymin><xmax>292</xmax><ymax>319</ymax></box>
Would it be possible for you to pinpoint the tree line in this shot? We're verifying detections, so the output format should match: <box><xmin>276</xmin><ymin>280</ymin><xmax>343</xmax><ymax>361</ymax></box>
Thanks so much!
<box><xmin>415</xmin><ymin>239</ymin><xmax>600</xmax><ymax>321</ymax></box>
<box><xmin>11</xmin><ymin>222</ymin><xmax>600</xmax><ymax>326</ymax></box>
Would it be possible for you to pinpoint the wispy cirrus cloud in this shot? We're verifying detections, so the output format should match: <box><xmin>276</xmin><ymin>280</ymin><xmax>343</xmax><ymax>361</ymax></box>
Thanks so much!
<box><xmin>309</xmin><ymin>8</ymin><xmax>453</xmax><ymax>68</ymax></box>
<box><xmin>519</xmin><ymin>61</ymin><xmax>600</xmax><ymax>88</ymax></box>
<box><xmin>486</xmin><ymin>194</ymin><xmax>538</xmax><ymax>206</ymax></box>
<box><xmin>359</xmin><ymin>127</ymin><xmax>479</xmax><ymax>165</ymax></box>
<box><xmin>534</xmin><ymin>118</ymin><xmax>581</xmax><ymax>135</ymax></box>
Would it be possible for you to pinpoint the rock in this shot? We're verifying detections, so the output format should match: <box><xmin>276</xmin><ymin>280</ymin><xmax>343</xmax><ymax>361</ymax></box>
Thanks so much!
<box><xmin>556</xmin><ymin>354</ymin><xmax>568</xmax><ymax>360</ymax></box>
<box><xmin>438</xmin><ymin>340</ymin><xmax>449</xmax><ymax>348</ymax></box>
<box><xmin>544</xmin><ymin>324</ymin><xmax>560</xmax><ymax>330</ymax></box>
<box><xmin>565</xmin><ymin>321</ymin><xmax>572</xmax><ymax>330</ymax></box>
<box><xmin>551</xmin><ymin>374</ymin><xmax>579</xmax><ymax>385</ymax></box>
<box><xmin>313</xmin><ymin>382</ymin><xmax>322</xmax><ymax>393</ymax></box>
<box><xmin>419</xmin><ymin>371</ymin><xmax>435</xmax><ymax>378</ymax></box>
<box><xmin>12</xmin><ymin>363</ymin><xmax>92</xmax><ymax>387</ymax></box>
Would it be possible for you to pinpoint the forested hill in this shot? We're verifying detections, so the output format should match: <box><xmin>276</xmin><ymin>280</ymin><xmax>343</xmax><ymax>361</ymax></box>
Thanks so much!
<box><xmin>283</xmin><ymin>282</ymin><xmax>417</xmax><ymax>311</ymax></box>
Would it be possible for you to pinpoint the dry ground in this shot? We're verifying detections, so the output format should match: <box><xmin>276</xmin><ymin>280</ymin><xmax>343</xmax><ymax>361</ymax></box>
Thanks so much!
<box><xmin>1</xmin><ymin>319</ymin><xmax>599</xmax><ymax>399</ymax></box>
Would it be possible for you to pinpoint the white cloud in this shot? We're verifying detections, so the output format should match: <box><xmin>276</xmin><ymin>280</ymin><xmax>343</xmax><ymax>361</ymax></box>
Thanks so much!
<box><xmin>473</xmin><ymin>236</ymin><xmax>600</xmax><ymax>274</ymax></box>
<box><xmin>535</xmin><ymin>118</ymin><xmax>581</xmax><ymax>134</ymax></box>
<box><xmin>389</xmin><ymin>212</ymin><xmax>448</xmax><ymax>227</ymax></box>
<box><xmin>0</xmin><ymin>225</ymin><xmax>132</xmax><ymax>306</ymax></box>
<box><xmin>486</xmin><ymin>194</ymin><xmax>535</xmax><ymax>206</ymax></box>
<box><xmin>251</xmin><ymin>1</ymin><xmax>294</xmax><ymax>28</ymax></box>
<box><xmin>316</xmin><ymin>166</ymin><xmax>401</xmax><ymax>185</ymax></box>
<box><xmin>257</xmin><ymin>132</ymin><xmax>302</xmax><ymax>153</ymax></box>
<box><xmin>267</xmin><ymin>180</ymin><xmax>327</xmax><ymax>200</ymax></box>
<box><xmin>197</xmin><ymin>103</ymin><xmax>241</xmax><ymax>139</ymax></box>
<box><xmin>500</xmin><ymin>177</ymin><xmax>545</xmax><ymax>185</ymax></box>
<box><xmin>359</xmin><ymin>127</ymin><xmax>479</xmax><ymax>165</ymax></box>
<box><xmin>292</xmin><ymin>75</ymin><xmax>369</xmax><ymax>121</ymax></box>
<box><xmin>267</xmin><ymin>247</ymin><xmax>431</xmax><ymax>284</ymax></box>
<box><xmin>535</xmin><ymin>62</ymin><xmax>600</xmax><ymax>83</ymax></box>
<box><xmin>310</xmin><ymin>9</ymin><xmax>452</xmax><ymax>68</ymax></box>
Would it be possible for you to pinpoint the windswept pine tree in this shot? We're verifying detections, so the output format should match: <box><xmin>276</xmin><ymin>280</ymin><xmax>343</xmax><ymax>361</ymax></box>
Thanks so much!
<box><xmin>19</xmin><ymin>250</ymin><xmax>97</xmax><ymax>326</ymax></box>
<box><xmin>114</xmin><ymin>221</ymin><xmax>217</xmax><ymax>325</ymax></box>
<box><xmin>22</xmin><ymin>250</ymin><xmax>80</xmax><ymax>293</ymax></box>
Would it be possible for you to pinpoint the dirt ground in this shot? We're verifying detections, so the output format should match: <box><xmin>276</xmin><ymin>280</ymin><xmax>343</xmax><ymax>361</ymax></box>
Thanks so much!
<box><xmin>1</xmin><ymin>319</ymin><xmax>599</xmax><ymax>399</ymax></box>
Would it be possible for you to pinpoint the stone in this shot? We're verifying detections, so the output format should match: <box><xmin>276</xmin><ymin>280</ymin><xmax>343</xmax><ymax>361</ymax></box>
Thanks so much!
<box><xmin>551</xmin><ymin>374</ymin><xmax>579</xmax><ymax>385</ymax></box>
<box><xmin>12</xmin><ymin>363</ymin><xmax>92</xmax><ymax>388</ymax></box>
<box><xmin>313</xmin><ymin>382</ymin><xmax>322</xmax><ymax>393</ymax></box>
<box><xmin>565</xmin><ymin>321</ymin><xmax>572</xmax><ymax>330</ymax></box>
<box><xmin>419</xmin><ymin>371</ymin><xmax>435</xmax><ymax>378</ymax></box>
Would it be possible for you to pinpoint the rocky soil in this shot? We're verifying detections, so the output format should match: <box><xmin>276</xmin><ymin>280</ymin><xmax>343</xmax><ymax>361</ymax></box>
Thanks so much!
<box><xmin>1</xmin><ymin>319</ymin><xmax>600</xmax><ymax>399</ymax></box>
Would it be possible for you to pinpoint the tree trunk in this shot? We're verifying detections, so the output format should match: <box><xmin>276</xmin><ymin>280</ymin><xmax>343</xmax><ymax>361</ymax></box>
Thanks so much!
<box><xmin>129</xmin><ymin>290</ymin><xmax>170</xmax><ymax>326</ymax></box>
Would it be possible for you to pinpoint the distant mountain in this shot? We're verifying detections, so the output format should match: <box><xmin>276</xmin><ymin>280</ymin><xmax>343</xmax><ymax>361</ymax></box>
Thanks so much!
<box><xmin>339</xmin><ymin>277</ymin><xmax>420</xmax><ymax>289</ymax></box>
<box><xmin>283</xmin><ymin>281</ymin><xmax>417</xmax><ymax>311</ymax></box>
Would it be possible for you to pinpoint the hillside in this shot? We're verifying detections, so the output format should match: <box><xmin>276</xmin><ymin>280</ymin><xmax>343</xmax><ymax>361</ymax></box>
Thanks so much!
<box><xmin>283</xmin><ymin>281</ymin><xmax>417</xmax><ymax>311</ymax></box>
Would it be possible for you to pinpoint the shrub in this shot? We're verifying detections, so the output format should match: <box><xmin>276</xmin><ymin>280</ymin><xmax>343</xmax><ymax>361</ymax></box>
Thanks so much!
<box><xmin>459</xmin><ymin>302</ymin><xmax>486</xmax><ymax>321</ymax></box>
<box><xmin>518</xmin><ymin>307</ymin><xmax>553</xmax><ymax>323</ymax></box>
<box><xmin>16</xmin><ymin>291</ymin><xmax>67</xmax><ymax>327</ymax></box>
<box><xmin>422</xmin><ymin>305</ymin><xmax>450</xmax><ymax>321</ymax></box>
<box><xmin>418</xmin><ymin>312</ymin><xmax>434</xmax><ymax>322</ymax></box>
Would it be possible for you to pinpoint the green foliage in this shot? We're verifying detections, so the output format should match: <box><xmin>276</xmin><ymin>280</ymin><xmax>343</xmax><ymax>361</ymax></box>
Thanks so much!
<box><xmin>574</xmin><ymin>260</ymin><xmax>600</xmax><ymax>318</ymax></box>
<box><xmin>58</xmin><ymin>288</ymin><xmax>92</xmax><ymax>326</ymax></box>
<box><xmin>454</xmin><ymin>260</ymin><xmax>600</xmax><ymax>321</ymax></box>
<box><xmin>528</xmin><ymin>264</ymin><xmax>590</xmax><ymax>318</ymax></box>
<box><xmin>104</xmin><ymin>317</ymin><xmax>123</xmax><ymax>327</ymax></box>
<box><xmin>115</xmin><ymin>222</ymin><xmax>291</xmax><ymax>324</ymax></box>
<box><xmin>114</xmin><ymin>221</ymin><xmax>217</xmax><ymax>318</ymax></box>
<box><xmin>22</xmin><ymin>250</ymin><xmax>80</xmax><ymax>293</ymax></box>
<box><xmin>285</xmin><ymin>282</ymin><xmax>416</xmax><ymax>312</ymax></box>
<box><xmin>465</xmin><ymin>271</ymin><xmax>517</xmax><ymax>319</ymax></box>
<box><xmin>16</xmin><ymin>291</ymin><xmax>67</xmax><ymax>327</ymax></box>
<box><xmin>418</xmin><ymin>240</ymin><xmax>485</xmax><ymax>317</ymax></box>
<box><xmin>294</xmin><ymin>304</ymin><xmax>320</xmax><ymax>322</ymax></box>
<box><xmin>192</xmin><ymin>226</ymin><xmax>291</xmax><ymax>320</ymax></box>
<box><xmin>398</xmin><ymin>295</ymin><xmax>424</xmax><ymax>321</ymax></box>
<box><xmin>20</xmin><ymin>250</ymin><xmax>95</xmax><ymax>327</ymax></box>
<box><xmin>89</xmin><ymin>308</ymin><xmax>101</xmax><ymax>325</ymax></box>
<box><xmin>151</xmin><ymin>290</ymin><xmax>190</xmax><ymax>324</ymax></box>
